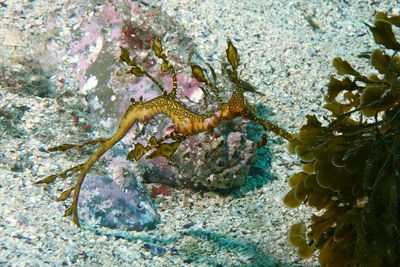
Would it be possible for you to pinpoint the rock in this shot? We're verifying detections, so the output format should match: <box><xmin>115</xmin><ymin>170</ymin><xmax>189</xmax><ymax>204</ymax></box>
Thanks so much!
<box><xmin>141</xmin><ymin>128</ymin><xmax>258</xmax><ymax>191</ymax></box>
<box><xmin>78</xmin><ymin>174</ymin><xmax>160</xmax><ymax>231</ymax></box>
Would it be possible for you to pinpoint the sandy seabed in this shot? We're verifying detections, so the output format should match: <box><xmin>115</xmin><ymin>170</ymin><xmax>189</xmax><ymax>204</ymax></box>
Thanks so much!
<box><xmin>0</xmin><ymin>0</ymin><xmax>398</xmax><ymax>266</ymax></box>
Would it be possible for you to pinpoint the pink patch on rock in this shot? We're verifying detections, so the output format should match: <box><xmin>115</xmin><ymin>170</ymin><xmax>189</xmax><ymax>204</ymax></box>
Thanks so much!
<box><xmin>179</xmin><ymin>74</ymin><xmax>202</xmax><ymax>99</ymax></box>
<box><xmin>102</xmin><ymin>5</ymin><xmax>122</xmax><ymax>23</ymax></box>
<box><xmin>227</xmin><ymin>132</ymin><xmax>243</xmax><ymax>156</ymax></box>
<box><xmin>164</xmin><ymin>123</ymin><xmax>176</xmax><ymax>135</ymax></box>
<box><xmin>110</xmin><ymin>26</ymin><xmax>122</xmax><ymax>39</ymax></box>
<box><xmin>161</xmin><ymin>72</ymin><xmax>201</xmax><ymax>99</ymax></box>
<box><xmin>126</xmin><ymin>0</ymin><xmax>145</xmax><ymax>15</ymax></box>
<box><xmin>70</xmin><ymin>20</ymin><xmax>103</xmax><ymax>87</ymax></box>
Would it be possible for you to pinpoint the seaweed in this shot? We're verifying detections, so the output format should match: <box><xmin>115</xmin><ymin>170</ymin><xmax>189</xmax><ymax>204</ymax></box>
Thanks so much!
<box><xmin>285</xmin><ymin>12</ymin><xmax>400</xmax><ymax>266</ymax></box>
<box><xmin>35</xmin><ymin>37</ymin><xmax>295</xmax><ymax>227</ymax></box>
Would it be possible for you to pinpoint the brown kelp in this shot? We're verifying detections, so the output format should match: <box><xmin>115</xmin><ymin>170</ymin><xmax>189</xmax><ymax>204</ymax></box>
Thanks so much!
<box><xmin>285</xmin><ymin>12</ymin><xmax>400</xmax><ymax>266</ymax></box>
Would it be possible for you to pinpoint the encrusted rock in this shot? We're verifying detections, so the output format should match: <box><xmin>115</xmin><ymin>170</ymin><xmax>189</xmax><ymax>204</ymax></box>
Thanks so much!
<box><xmin>78</xmin><ymin>174</ymin><xmax>160</xmax><ymax>231</ymax></box>
<box><xmin>140</xmin><ymin>123</ymin><xmax>258</xmax><ymax>191</ymax></box>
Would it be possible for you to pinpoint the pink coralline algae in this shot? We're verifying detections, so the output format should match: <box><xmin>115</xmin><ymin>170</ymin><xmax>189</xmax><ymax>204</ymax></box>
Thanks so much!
<box><xmin>162</xmin><ymin>72</ymin><xmax>202</xmax><ymax>100</ymax></box>
<box><xmin>102</xmin><ymin>5</ymin><xmax>122</xmax><ymax>24</ymax></box>
<box><xmin>70</xmin><ymin>20</ymin><xmax>105</xmax><ymax>89</ymax></box>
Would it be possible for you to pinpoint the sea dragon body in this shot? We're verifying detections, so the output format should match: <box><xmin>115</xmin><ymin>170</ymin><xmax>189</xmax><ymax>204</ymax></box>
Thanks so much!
<box><xmin>35</xmin><ymin>38</ymin><xmax>295</xmax><ymax>226</ymax></box>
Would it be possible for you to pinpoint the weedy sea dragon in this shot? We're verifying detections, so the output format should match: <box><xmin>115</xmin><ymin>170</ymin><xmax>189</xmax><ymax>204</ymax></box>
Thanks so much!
<box><xmin>34</xmin><ymin>38</ymin><xmax>296</xmax><ymax>227</ymax></box>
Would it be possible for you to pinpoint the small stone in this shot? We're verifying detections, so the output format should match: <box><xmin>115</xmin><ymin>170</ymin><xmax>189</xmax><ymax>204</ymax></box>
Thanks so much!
<box><xmin>143</xmin><ymin>244</ymin><xmax>167</xmax><ymax>256</ymax></box>
<box><xmin>1</xmin><ymin>29</ymin><xmax>24</xmax><ymax>46</ymax></box>
<box><xmin>182</xmin><ymin>222</ymin><xmax>195</xmax><ymax>229</ymax></box>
